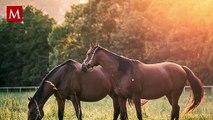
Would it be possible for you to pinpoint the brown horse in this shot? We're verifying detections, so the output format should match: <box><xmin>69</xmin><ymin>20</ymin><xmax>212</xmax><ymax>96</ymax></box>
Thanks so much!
<box><xmin>27</xmin><ymin>59</ymin><xmax>120</xmax><ymax>120</ymax></box>
<box><xmin>82</xmin><ymin>43</ymin><xmax>204</xmax><ymax>120</ymax></box>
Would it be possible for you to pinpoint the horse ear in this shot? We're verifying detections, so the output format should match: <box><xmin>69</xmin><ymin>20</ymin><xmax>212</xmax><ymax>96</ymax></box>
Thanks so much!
<box><xmin>90</xmin><ymin>42</ymin><xmax>94</xmax><ymax>48</ymax></box>
<box><xmin>28</xmin><ymin>97</ymin><xmax>32</xmax><ymax>101</ymax></box>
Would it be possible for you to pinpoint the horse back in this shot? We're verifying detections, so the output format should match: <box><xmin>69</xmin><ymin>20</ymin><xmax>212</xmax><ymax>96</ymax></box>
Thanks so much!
<box><xmin>135</xmin><ymin>62</ymin><xmax>187</xmax><ymax>99</ymax></box>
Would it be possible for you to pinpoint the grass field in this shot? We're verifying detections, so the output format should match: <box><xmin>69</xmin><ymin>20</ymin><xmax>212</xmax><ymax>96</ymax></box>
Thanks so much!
<box><xmin>0</xmin><ymin>91</ymin><xmax>212</xmax><ymax>120</ymax></box>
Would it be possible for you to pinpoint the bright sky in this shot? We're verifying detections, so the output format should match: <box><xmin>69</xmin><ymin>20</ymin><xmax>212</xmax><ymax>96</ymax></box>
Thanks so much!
<box><xmin>0</xmin><ymin>0</ymin><xmax>87</xmax><ymax>22</ymax></box>
<box><xmin>1</xmin><ymin>0</ymin><xmax>213</xmax><ymax>27</ymax></box>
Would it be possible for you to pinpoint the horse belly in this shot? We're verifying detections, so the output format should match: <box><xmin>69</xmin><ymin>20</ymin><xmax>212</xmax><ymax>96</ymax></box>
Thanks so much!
<box><xmin>140</xmin><ymin>78</ymin><xmax>172</xmax><ymax>99</ymax></box>
<box><xmin>79</xmin><ymin>82</ymin><xmax>110</xmax><ymax>101</ymax></box>
<box><xmin>141</xmin><ymin>86</ymin><xmax>169</xmax><ymax>99</ymax></box>
<box><xmin>79</xmin><ymin>91</ymin><xmax>108</xmax><ymax>101</ymax></box>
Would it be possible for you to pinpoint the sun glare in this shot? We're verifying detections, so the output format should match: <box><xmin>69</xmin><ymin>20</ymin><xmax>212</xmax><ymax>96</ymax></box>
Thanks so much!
<box><xmin>143</xmin><ymin>0</ymin><xmax>213</xmax><ymax>35</ymax></box>
<box><xmin>79</xmin><ymin>0</ymin><xmax>88</xmax><ymax>4</ymax></box>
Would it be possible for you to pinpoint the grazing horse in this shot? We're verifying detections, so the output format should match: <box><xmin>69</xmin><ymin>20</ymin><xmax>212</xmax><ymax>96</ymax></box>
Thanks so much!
<box><xmin>82</xmin><ymin>43</ymin><xmax>204</xmax><ymax>120</ymax></box>
<box><xmin>27</xmin><ymin>59</ymin><xmax>120</xmax><ymax>120</ymax></box>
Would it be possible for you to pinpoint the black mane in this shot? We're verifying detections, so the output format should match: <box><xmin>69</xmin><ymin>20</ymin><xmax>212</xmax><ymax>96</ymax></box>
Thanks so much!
<box><xmin>96</xmin><ymin>46</ymin><xmax>139</xmax><ymax>74</ymax></box>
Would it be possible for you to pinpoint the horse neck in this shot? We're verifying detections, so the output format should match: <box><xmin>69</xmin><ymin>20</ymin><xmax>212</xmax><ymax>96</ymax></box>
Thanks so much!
<box><xmin>99</xmin><ymin>48</ymin><xmax>137</xmax><ymax>77</ymax></box>
<box><xmin>33</xmin><ymin>82</ymin><xmax>54</xmax><ymax>108</ymax></box>
<box><xmin>32</xmin><ymin>61</ymin><xmax>67</xmax><ymax>107</ymax></box>
<box><xmin>99</xmin><ymin>50</ymin><xmax>120</xmax><ymax>74</ymax></box>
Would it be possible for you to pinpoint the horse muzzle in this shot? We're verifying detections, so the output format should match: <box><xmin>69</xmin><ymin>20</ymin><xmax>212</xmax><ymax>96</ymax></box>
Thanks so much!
<box><xmin>82</xmin><ymin>63</ymin><xmax>90</xmax><ymax>72</ymax></box>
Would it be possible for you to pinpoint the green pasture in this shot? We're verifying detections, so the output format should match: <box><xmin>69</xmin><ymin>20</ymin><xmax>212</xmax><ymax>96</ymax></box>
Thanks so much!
<box><xmin>0</xmin><ymin>91</ymin><xmax>212</xmax><ymax>120</ymax></box>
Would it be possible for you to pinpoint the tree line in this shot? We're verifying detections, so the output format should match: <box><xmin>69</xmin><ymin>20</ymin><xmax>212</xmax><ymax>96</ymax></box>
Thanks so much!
<box><xmin>1</xmin><ymin>0</ymin><xmax>213</xmax><ymax>86</ymax></box>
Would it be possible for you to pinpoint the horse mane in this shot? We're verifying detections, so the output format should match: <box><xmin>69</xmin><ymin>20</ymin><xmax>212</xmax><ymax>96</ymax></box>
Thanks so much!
<box><xmin>96</xmin><ymin>46</ymin><xmax>139</xmax><ymax>74</ymax></box>
<box><xmin>40</xmin><ymin>59</ymin><xmax>77</xmax><ymax>85</ymax></box>
<box><xmin>33</xmin><ymin>59</ymin><xmax>78</xmax><ymax>100</ymax></box>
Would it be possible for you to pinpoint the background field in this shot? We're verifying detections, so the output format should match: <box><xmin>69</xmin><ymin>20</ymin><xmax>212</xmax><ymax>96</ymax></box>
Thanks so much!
<box><xmin>0</xmin><ymin>91</ymin><xmax>212</xmax><ymax>120</ymax></box>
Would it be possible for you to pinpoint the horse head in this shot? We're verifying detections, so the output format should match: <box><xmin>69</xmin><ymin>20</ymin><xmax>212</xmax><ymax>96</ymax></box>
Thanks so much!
<box><xmin>82</xmin><ymin>42</ymin><xmax>100</xmax><ymax>72</ymax></box>
<box><xmin>27</xmin><ymin>97</ymin><xmax>44</xmax><ymax>120</ymax></box>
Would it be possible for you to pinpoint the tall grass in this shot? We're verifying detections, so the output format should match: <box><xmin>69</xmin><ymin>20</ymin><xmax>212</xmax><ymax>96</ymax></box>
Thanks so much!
<box><xmin>0</xmin><ymin>91</ymin><xmax>212</xmax><ymax>120</ymax></box>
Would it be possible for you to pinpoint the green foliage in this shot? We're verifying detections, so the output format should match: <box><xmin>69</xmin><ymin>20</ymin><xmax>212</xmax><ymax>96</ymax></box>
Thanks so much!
<box><xmin>110</xmin><ymin>3</ymin><xmax>148</xmax><ymax>61</ymax></box>
<box><xmin>48</xmin><ymin>4</ymin><xmax>88</xmax><ymax>67</ymax></box>
<box><xmin>0</xmin><ymin>6</ymin><xmax>54</xmax><ymax>86</ymax></box>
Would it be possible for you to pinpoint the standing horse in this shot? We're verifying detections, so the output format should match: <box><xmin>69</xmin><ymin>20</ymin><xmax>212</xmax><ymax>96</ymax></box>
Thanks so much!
<box><xmin>27</xmin><ymin>59</ymin><xmax>120</xmax><ymax>120</ymax></box>
<box><xmin>82</xmin><ymin>43</ymin><xmax>204</xmax><ymax>120</ymax></box>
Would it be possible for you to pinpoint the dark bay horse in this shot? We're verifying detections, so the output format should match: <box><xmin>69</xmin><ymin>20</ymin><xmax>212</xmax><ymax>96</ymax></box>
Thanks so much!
<box><xmin>82</xmin><ymin>43</ymin><xmax>204</xmax><ymax>120</ymax></box>
<box><xmin>27</xmin><ymin>59</ymin><xmax>120</xmax><ymax>120</ymax></box>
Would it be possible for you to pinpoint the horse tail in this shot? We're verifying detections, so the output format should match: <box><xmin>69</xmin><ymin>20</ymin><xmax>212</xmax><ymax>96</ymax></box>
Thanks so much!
<box><xmin>127</xmin><ymin>99</ymin><xmax>149</xmax><ymax>106</ymax></box>
<box><xmin>182</xmin><ymin>66</ymin><xmax>204</xmax><ymax>114</ymax></box>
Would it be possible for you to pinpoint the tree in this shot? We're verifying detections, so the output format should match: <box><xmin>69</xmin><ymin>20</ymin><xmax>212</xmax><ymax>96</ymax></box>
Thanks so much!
<box><xmin>48</xmin><ymin>0</ymin><xmax>147</xmax><ymax>65</ymax></box>
<box><xmin>0</xmin><ymin>6</ymin><xmax>55</xmax><ymax>86</ymax></box>
<box><xmin>48</xmin><ymin>4</ymin><xmax>87</xmax><ymax>67</ymax></box>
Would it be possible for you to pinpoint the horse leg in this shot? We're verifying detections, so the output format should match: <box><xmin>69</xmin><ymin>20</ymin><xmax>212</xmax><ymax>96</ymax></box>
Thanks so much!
<box><xmin>166</xmin><ymin>92</ymin><xmax>181</xmax><ymax>120</ymax></box>
<box><xmin>112</xmin><ymin>96</ymin><xmax>120</xmax><ymax>120</ymax></box>
<box><xmin>171</xmin><ymin>101</ymin><xmax>180</xmax><ymax>120</ymax></box>
<box><xmin>174</xmin><ymin>105</ymin><xmax>180</xmax><ymax>120</ymax></box>
<box><xmin>56</xmin><ymin>97</ymin><xmax>65</xmax><ymax>120</ymax></box>
<box><xmin>133</xmin><ymin>95</ymin><xmax>142</xmax><ymax>120</ymax></box>
<box><xmin>118</xmin><ymin>97</ymin><xmax>128</xmax><ymax>120</ymax></box>
<box><xmin>72</xmin><ymin>97</ymin><xmax>82</xmax><ymax>120</ymax></box>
